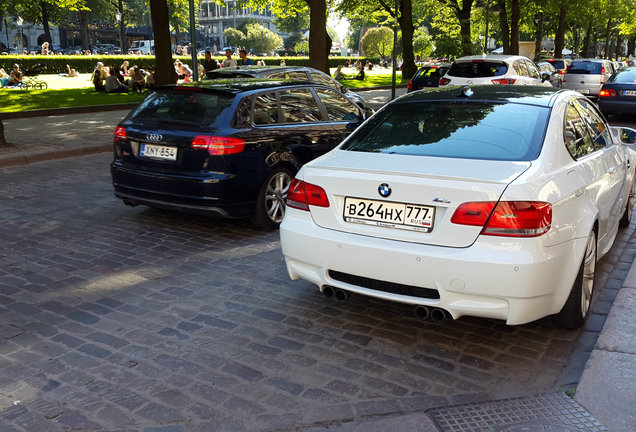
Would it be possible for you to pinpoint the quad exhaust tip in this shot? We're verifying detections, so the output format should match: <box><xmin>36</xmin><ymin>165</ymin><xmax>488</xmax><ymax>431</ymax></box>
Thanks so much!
<box><xmin>415</xmin><ymin>305</ymin><xmax>451</xmax><ymax>322</ymax></box>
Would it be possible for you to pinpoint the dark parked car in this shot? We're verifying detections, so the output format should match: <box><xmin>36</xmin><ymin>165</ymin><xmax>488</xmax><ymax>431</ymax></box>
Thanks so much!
<box><xmin>407</xmin><ymin>65</ymin><xmax>450</xmax><ymax>92</ymax></box>
<box><xmin>598</xmin><ymin>66</ymin><xmax>636</xmax><ymax>117</ymax></box>
<box><xmin>204</xmin><ymin>66</ymin><xmax>367</xmax><ymax>109</ymax></box>
<box><xmin>110</xmin><ymin>80</ymin><xmax>370</xmax><ymax>228</ymax></box>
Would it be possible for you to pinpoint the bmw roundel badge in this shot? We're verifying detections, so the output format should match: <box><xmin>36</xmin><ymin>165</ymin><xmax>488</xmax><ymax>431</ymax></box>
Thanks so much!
<box><xmin>378</xmin><ymin>183</ymin><xmax>391</xmax><ymax>198</ymax></box>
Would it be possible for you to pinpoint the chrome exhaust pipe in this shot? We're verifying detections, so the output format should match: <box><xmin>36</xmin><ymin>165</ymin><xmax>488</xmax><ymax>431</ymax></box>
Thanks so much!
<box><xmin>335</xmin><ymin>289</ymin><xmax>350</xmax><ymax>301</ymax></box>
<box><xmin>414</xmin><ymin>306</ymin><xmax>430</xmax><ymax>320</ymax></box>
<box><xmin>322</xmin><ymin>286</ymin><xmax>334</xmax><ymax>298</ymax></box>
<box><xmin>430</xmin><ymin>308</ymin><xmax>448</xmax><ymax>322</ymax></box>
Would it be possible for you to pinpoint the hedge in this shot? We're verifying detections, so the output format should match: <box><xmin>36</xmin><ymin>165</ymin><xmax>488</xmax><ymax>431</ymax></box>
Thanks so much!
<box><xmin>0</xmin><ymin>54</ymin><xmax>382</xmax><ymax>74</ymax></box>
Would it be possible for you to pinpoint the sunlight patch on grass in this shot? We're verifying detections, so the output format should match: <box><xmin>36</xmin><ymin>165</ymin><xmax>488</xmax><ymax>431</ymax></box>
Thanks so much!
<box><xmin>0</xmin><ymin>88</ymin><xmax>146</xmax><ymax>113</ymax></box>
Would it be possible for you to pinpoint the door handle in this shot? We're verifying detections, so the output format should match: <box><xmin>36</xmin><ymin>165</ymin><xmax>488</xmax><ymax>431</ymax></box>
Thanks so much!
<box><xmin>608</xmin><ymin>166</ymin><xmax>616</xmax><ymax>174</ymax></box>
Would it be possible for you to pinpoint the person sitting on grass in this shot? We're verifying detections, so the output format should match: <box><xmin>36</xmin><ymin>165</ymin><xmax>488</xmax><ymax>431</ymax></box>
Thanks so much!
<box><xmin>334</xmin><ymin>65</ymin><xmax>345</xmax><ymax>80</ymax></box>
<box><xmin>120</xmin><ymin>60</ymin><xmax>130</xmax><ymax>76</ymax></box>
<box><xmin>354</xmin><ymin>63</ymin><xmax>365</xmax><ymax>81</ymax></box>
<box><xmin>131</xmin><ymin>66</ymin><xmax>146</xmax><ymax>92</ymax></box>
<box><xmin>59</xmin><ymin>64</ymin><xmax>78</xmax><ymax>77</ymax></box>
<box><xmin>8</xmin><ymin>64</ymin><xmax>23</xmax><ymax>87</ymax></box>
<box><xmin>92</xmin><ymin>62</ymin><xmax>106</xmax><ymax>92</ymax></box>
<box><xmin>105</xmin><ymin>67</ymin><xmax>129</xmax><ymax>93</ymax></box>
<box><xmin>0</xmin><ymin>68</ymin><xmax>9</xmax><ymax>87</ymax></box>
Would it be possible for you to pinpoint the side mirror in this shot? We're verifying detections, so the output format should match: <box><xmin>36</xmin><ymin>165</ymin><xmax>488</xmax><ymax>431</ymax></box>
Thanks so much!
<box><xmin>364</xmin><ymin>107</ymin><xmax>375</xmax><ymax>119</ymax></box>
<box><xmin>541</xmin><ymin>72</ymin><xmax>551</xmax><ymax>82</ymax></box>
<box><xmin>340</xmin><ymin>85</ymin><xmax>348</xmax><ymax>93</ymax></box>
<box><xmin>610</xmin><ymin>127</ymin><xmax>636</xmax><ymax>145</ymax></box>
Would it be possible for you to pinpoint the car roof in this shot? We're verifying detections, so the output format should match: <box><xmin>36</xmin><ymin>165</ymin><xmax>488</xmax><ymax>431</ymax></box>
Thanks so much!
<box><xmin>571</xmin><ymin>58</ymin><xmax>611</xmax><ymax>63</ymax></box>
<box><xmin>396</xmin><ymin>85</ymin><xmax>568</xmax><ymax>107</ymax></box>
<box><xmin>454</xmin><ymin>54</ymin><xmax>531</xmax><ymax>62</ymax></box>
<box><xmin>155</xmin><ymin>78</ymin><xmax>323</xmax><ymax>95</ymax></box>
<box><xmin>209</xmin><ymin>66</ymin><xmax>315</xmax><ymax>75</ymax></box>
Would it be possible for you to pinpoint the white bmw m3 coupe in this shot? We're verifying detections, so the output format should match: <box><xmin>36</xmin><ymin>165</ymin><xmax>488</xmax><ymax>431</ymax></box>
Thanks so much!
<box><xmin>280</xmin><ymin>85</ymin><xmax>636</xmax><ymax>328</ymax></box>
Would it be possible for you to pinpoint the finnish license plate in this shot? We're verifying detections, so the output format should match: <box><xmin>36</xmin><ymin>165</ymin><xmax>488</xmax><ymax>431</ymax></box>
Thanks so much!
<box><xmin>624</xmin><ymin>90</ymin><xmax>636</xmax><ymax>96</ymax></box>
<box><xmin>343</xmin><ymin>197</ymin><xmax>435</xmax><ymax>232</ymax></box>
<box><xmin>577</xmin><ymin>88</ymin><xmax>590</xmax><ymax>94</ymax></box>
<box><xmin>140</xmin><ymin>143</ymin><xmax>177</xmax><ymax>161</ymax></box>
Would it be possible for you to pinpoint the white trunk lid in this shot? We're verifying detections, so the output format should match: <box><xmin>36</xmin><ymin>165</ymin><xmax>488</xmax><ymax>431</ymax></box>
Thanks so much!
<box><xmin>301</xmin><ymin>150</ymin><xmax>531</xmax><ymax>247</ymax></box>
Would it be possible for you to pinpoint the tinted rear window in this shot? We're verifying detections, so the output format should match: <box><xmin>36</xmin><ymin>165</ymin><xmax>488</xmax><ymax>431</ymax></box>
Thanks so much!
<box><xmin>128</xmin><ymin>90</ymin><xmax>234</xmax><ymax>126</ymax></box>
<box><xmin>547</xmin><ymin>60</ymin><xmax>566</xmax><ymax>69</ymax></box>
<box><xmin>448</xmin><ymin>61</ymin><xmax>507</xmax><ymax>78</ymax></box>
<box><xmin>340</xmin><ymin>101</ymin><xmax>548</xmax><ymax>161</ymax></box>
<box><xmin>611</xmin><ymin>69</ymin><xmax>636</xmax><ymax>83</ymax></box>
<box><xmin>567</xmin><ymin>62</ymin><xmax>603</xmax><ymax>74</ymax></box>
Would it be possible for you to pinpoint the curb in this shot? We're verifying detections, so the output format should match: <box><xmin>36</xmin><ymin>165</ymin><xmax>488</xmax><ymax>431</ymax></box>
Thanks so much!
<box><xmin>0</xmin><ymin>103</ymin><xmax>139</xmax><ymax>120</ymax></box>
<box><xmin>0</xmin><ymin>144</ymin><xmax>112</xmax><ymax>169</ymax></box>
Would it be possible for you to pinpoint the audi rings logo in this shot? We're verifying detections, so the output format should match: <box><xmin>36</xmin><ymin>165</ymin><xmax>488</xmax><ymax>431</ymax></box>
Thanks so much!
<box><xmin>378</xmin><ymin>183</ymin><xmax>391</xmax><ymax>198</ymax></box>
<box><xmin>146</xmin><ymin>134</ymin><xmax>163</xmax><ymax>142</ymax></box>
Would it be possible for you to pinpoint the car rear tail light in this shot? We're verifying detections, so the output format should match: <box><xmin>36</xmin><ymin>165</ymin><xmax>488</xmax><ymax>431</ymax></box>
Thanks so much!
<box><xmin>286</xmin><ymin>178</ymin><xmax>330</xmax><ymax>211</ymax></box>
<box><xmin>408</xmin><ymin>80</ymin><xmax>413</xmax><ymax>91</ymax></box>
<box><xmin>439</xmin><ymin>77</ymin><xmax>451</xmax><ymax>86</ymax></box>
<box><xmin>491</xmin><ymin>78</ymin><xmax>516</xmax><ymax>85</ymax></box>
<box><xmin>114</xmin><ymin>126</ymin><xmax>126</xmax><ymax>139</ymax></box>
<box><xmin>191</xmin><ymin>136</ymin><xmax>245</xmax><ymax>155</ymax></box>
<box><xmin>601</xmin><ymin>66</ymin><xmax>605</xmax><ymax>74</ymax></box>
<box><xmin>599</xmin><ymin>89</ymin><xmax>617</xmax><ymax>97</ymax></box>
<box><xmin>451</xmin><ymin>201</ymin><xmax>552</xmax><ymax>237</ymax></box>
<box><xmin>559</xmin><ymin>69</ymin><xmax>566</xmax><ymax>75</ymax></box>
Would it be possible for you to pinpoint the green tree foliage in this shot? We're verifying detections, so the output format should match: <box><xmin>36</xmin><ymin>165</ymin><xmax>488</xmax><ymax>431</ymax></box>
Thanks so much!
<box><xmin>244</xmin><ymin>23</ymin><xmax>283</xmax><ymax>53</ymax></box>
<box><xmin>361</xmin><ymin>26</ymin><xmax>393</xmax><ymax>60</ymax></box>
<box><xmin>224</xmin><ymin>27</ymin><xmax>245</xmax><ymax>47</ymax></box>
<box><xmin>294</xmin><ymin>38</ymin><xmax>309</xmax><ymax>54</ymax></box>
<box><xmin>413</xmin><ymin>31</ymin><xmax>434</xmax><ymax>59</ymax></box>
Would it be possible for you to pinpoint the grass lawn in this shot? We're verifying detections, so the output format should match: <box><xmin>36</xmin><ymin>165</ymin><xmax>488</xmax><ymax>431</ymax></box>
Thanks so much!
<box><xmin>1</xmin><ymin>68</ymin><xmax>405</xmax><ymax>113</ymax></box>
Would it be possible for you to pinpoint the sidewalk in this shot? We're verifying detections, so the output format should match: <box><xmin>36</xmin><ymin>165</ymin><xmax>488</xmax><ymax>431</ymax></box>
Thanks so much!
<box><xmin>1</xmin><ymin>107</ymin><xmax>634</xmax><ymax>432</ymax></box>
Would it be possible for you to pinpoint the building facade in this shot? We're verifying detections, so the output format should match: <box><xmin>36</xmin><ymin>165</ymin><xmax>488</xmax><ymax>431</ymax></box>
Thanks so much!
<box><xmin>198</xmin><ymin>0</ymin><xmax>277</xmax><ymax>52</ymax></box>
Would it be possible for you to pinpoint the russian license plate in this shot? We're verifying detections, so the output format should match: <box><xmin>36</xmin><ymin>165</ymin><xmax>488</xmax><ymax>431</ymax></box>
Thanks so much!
<box><xmin>140</xmin><ymin>143</ymin><xmax>177</xmax><ymax>161</ymax></box>
<box><xmin>577</xmin><ymin>88</ymin><xmax>590</xmax><ymax>94</ymax></box>
<box><xmin>624</xmin><ymin>90</ymin><xmax>636</xmax><ymax>96</ymax></box>
<box><xmin>343</xmin><ymin>197</ymin><xmax>435</xmax><ymax>232</ymax></box>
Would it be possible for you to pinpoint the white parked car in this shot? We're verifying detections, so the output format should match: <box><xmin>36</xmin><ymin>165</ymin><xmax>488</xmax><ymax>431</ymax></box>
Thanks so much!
<box><xmin>280</xmin><ymin>85</ymin><xmax>636</xmax><ymax>328</ymax></box>
<box><xmin>440</xmin><ymin>55</ymin><xmax>553</xmax><ymax>87</ymax></box>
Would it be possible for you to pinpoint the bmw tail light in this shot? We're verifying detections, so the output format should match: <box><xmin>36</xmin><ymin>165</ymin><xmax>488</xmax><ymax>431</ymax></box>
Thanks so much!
<box><xmin>287</xmin><ymin>178</ymin><xmax>330</xmax><ymax>211</ymax></box>
<box><xmin>491</xmin><ymin>78</ymin><xmax>516</xmax><ymax>85</ymax></box>
<box><xmin>114</xmin><ymin>126</ymin><xmax>127</xmax><ymax>139</ymax></box>
<box><xmin>451</xmin><ymin>201</ymin><xmax>552</xmax><ymax>237</ymax></box>
<box><xmin>439</xmin><ymin>77</ymin><xmax>451</xmax><ymax>86</ymax></box>
<box><xmin>599</xmin><ymin>89</ymin><xmax>617</xmax><ymax>97</ymax></box>
<box><xmin>408</xmin><ymin>80</ymin><xmax>413</xmax><ymax>91</ymax></box>
<box><xmin>191</xmin><ymin>136</ymin><xmax>245</xmax><ymax>155</ymax></box>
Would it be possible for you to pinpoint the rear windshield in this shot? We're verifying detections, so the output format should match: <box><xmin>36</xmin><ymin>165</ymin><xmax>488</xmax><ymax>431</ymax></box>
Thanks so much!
<box><xmin>611</xmin><ymin>69</ymin><xmax>636</xmax><ymax>83</ymax></box>
<box><xmin>448</xmin><ymin>61</ymin><xmax>507</xmax><ymax>78</ymax></box>
<box><xmin>340</xmin><ymin>101</ymin><xmax>548</xmax><ymax>161</ymax></box>
<box><xmin>547</xmin><ymin>59</ymin><xmax>566</xmax><ymax>70</ymax></box>
<box><xmin>415</xmin><ymin>67</ymin><xmax>447</xmax><ymax>79</ymax></box>
<box><xmin>128</xmin><ymin>90</ymin><xmax>234</xmax><ymax>126</ymax></box>
<box><xmin>567</xmin><ymin>61</ymin><xmax>603</xmax><ymax>74</ymax></box>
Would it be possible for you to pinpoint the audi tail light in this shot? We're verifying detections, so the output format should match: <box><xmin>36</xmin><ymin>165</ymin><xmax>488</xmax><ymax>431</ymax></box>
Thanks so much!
<box><xmin>599</xmin><ymin>89</ymin><xmax>617</xmax><ymax>97</ymax></box>
<box><xmin>191</xmin><ymin>136</ymin><xmax>245</xmax><ymax>155</ymax></box>
<box><xmin>114</xmin><ymin>126</ymin><xmax>127</xmax><ymax>139</ymax></box>
<box><xmin>491</xmin><ymin>78</ymin><xmax>516</xmax><ymax>85</ymax></box>
<box><xmin>287</xmin><ymin>178</ymin><xmax>330</xmax><ymax>211</ymax></box>
<box><xmin>451</xmin><ymin>201</ymin><xmax>552</xmax><ymax>237</ymax></box>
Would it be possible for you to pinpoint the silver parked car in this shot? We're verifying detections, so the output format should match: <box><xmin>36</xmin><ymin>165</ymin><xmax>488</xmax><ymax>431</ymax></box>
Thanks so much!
<box><xmin>562</xmin><ymin>59</ymin><xmax>614</xmax><ymax>98</ymax></box>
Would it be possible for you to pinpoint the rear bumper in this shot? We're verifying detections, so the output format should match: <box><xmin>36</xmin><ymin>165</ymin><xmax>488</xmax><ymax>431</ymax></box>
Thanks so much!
<box><xmin>280</xmin><ymin>209</ymin><xmax>585</xmax><ymax>325</ymax></box>
<box><xmin>598</xmin><ymin>99</ymin><xmax>636</xmax><ymax>114</ymax></box>
<box><xmin>110</xmin><ymin>162</ymin><xmax>257</xmax><ymax>217</ymax></box>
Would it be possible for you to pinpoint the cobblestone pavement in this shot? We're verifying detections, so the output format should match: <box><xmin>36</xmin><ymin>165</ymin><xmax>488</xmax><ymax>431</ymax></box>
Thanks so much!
<box><xmin>0</xmin><ymin>152</ymin><xmax>634</xmax><ymax>432</ymax></box>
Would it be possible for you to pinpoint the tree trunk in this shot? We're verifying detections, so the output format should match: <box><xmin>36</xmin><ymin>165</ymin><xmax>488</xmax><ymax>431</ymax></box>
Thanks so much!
<box><xmin>306</xmin><ymin>0</ymin><xmax>330</xmax><ymax>74</ymax></box>
<box><xmin>582</xmin><ymin>20</ymin><xmax>593</xmax><ymax>57</ymax></box>
<box><xmin>614</xmin><ymin>33</ymin><xmax>621</xmax><ymax>59</ymax></box>
<box><xmin>457</xmin><ymin>1</ymin><xmax>473</xmax><ymax>56</ymax></box>
<box><xmin>498</xmin><ymin>0</ymin><xmax>510</xmax><ymax>53</ymax></box>
<box><xmin>533</xmin><ymin>13</ymin><xmax>543</xmax><ymax>61</ymax></box>
<box><xmin>628</xmin><ymin>36</ymin><xmax>635</xmax><ymax>58</ymax></box>
<box><xmin>79</xmin><ymin>10</ymin><xmax>89</xmax><ymax>50</ymax></box>
<box><xmin>398</xmin><ymin>0</ymin><xmax>416</xmax><ymax>81</ymax></box>
<box><xmin>510</xmin><ymin>0</ymin><xmax>519</xmax><ymax>55</ymax></box>
<box><xmin>554</xmin><ymin>6</ymin><xmax>566</xmax><ymax>58</ymax></box>
<box><xmin>150</xmin><ymin>0</ymin><xmax>177</xmax><ymax>85</ymax></box>
<box><xmin>0</xmin><ymin>120</ymin><xmax>8</xmax><ymax>148</ymax></box>
<box><xmin>40</xmin><ymin>1</ymin><xmax>53</xmax><ymax>45</ymax></box>
<box><xmin>604</xmin><ymin>19</ymin><xmax>611</xmax><ymax>58</ymax></box>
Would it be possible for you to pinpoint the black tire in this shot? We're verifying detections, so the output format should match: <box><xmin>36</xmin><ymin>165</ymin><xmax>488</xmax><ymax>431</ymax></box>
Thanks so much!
<box><xmin>557</xmin><ymin>230</ymin><xmax>596</xmax><ymax>329</ymax></box>
<box><xmin>619</xmin><ymin>181</ymin><xmax>634</xmax><ymax>228</ymax></box>
<box><xmin>37</xmin><ymin>81</ymin><xmax>48</xmax><ymax>90</ymax></box>
<box><xmin>252</xmin><ymin>167</ymin><xmax>293</xmax><ymax>230</ymax></box>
